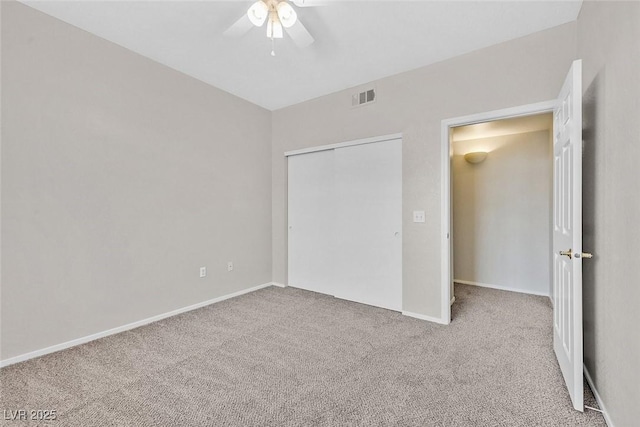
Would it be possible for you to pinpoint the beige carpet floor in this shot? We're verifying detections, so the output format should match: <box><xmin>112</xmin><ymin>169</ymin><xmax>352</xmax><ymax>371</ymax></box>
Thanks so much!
<box><xmin>1</xmin><ymin>284</ymin><xmax>605</xmax><ymax>426</ymax></box>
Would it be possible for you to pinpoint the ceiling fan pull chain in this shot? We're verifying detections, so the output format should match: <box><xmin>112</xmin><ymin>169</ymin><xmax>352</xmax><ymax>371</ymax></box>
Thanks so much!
<box><xmin>271</xmin><ymin>36</ymin><xmax>276</xmax><ymax>56</ymax></box>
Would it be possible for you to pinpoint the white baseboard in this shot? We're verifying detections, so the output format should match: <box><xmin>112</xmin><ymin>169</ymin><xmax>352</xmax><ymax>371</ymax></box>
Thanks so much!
<box><xmin>0</xmin><ymin>282</ymin><xmax>275</xmax><ymax>368</ymax></box>
<box><xmin>402</xmin><ymin>311</ymin><xmax>448</xmax><ymax>325</ymax></box>
<box><xmin>454</xmin><ymin>279</ymin><xmax>549</xmax><ymax>297</ymax></box>
<box><xmin>271</xmin><ymin>282</ymin><xmax>287</xmax><ymax>288</ymax></box>
<box><xmin>584</xmin><ymin>365</ymin><xmax>614</xmax><ymax>426</ymax></box>
<box><xmin>450</xmin><ymin>296</ymin><xmax>456</xmax><ymax>305</ymax></box>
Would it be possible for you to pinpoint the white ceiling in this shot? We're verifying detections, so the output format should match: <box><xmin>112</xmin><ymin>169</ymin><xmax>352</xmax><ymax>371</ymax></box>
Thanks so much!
<box><xmin>452</xmin><ymin>112</ymin><xmax>553</xmax><ymax>155</ymax></box>
<box><xmin>21</xmin><ymin>1</ymin><xmax>583</xmax><ymax>111</ymax></box>
<box><xmin>452</xmin><ymin>112</ymin><xmax>553</xmax><ymax>142</ymax></box>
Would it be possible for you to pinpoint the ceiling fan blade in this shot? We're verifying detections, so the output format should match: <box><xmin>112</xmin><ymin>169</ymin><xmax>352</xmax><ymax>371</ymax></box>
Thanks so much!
<box><xmin>223</xmin><ymin>14</ymin><xmax>254</xmax><ymax>38</ymax></box>
<box><xmin>291</xmin><ymin>0</ymin><xmax>328</xmax><ymax>7</ymax></box>
<box><xmin>285</xmin><ymin>20</ymin><xmax>315</xmax><ymax>48</ymax></box>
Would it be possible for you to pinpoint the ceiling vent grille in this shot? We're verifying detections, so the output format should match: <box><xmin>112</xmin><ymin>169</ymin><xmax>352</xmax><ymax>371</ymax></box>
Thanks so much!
<box><xmin>352</xmin><ymin>88</ymin><xmax>376</xmax><ymax>107</ymax></box>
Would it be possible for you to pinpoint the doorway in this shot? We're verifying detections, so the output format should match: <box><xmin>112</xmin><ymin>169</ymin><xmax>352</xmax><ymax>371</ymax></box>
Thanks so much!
<box><xmin>451</xmin><ymin>113</ymin><xmax>554</xmax><ymax>300</ymax></box>
<box><xmin>441</xmin><ymin>61</ymin><xmax>585</xmax><ymax>412</ymax></box>
<box><xmin>440</xmin><ymin>101</ymin><xmax>556</xmax><ymax>324</ymax></box>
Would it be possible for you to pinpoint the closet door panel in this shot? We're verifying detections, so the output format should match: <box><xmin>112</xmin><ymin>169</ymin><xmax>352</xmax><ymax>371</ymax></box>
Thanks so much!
<box><xmin>287</xmin><ymin>150</ymin><xmax>335</xmax><ymax>295</ymax></box>
<box><xmin>333</xmin><ymin>139</ymin><xmax>402</xmax><ymax>311</ymax></box>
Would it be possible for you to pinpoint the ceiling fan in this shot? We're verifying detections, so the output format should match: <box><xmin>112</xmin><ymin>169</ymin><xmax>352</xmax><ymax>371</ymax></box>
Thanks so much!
<box><xmin>224</xmin><ymin>0</ymin><xmax>324</xmax><ymax>55</ymax></box>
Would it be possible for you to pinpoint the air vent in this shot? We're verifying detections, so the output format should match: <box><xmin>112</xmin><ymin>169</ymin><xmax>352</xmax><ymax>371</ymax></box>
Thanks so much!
<box><xmin>352</xmin><ymin>88</ymin><xmax>376</xmax><ymax>107</ymax></box>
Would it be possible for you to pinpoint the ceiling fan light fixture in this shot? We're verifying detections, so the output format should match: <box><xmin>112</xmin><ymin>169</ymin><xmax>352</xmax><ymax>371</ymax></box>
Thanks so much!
<box><xmin>247</xmin><ymin>1</ymin><xmax>268</xmax><ymax>27</ymax></box>
<box><xmin>277</xmin><ymin>2</ymin><xmax>297</xmax><ymax>28</ymax></box>
<box><xmin>267</xmin><ymin>14</ymin><xmax>284</xmax><ymax>38</ymax></box>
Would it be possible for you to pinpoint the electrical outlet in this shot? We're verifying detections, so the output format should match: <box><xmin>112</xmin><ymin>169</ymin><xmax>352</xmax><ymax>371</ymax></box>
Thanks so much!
<box><xmin>413</xmin><ymin>211</ymin><xmax>426</xmax><ymax>223</ymax></box>
<box><xmin>227</xmin><ymin>261</ymin><xmax>233</xmax><ymax>272</ymax></box>
<box><xmin>199</xmin><ymin>266</ymin><xmax>206</xmax><ymax>278</ymax></box>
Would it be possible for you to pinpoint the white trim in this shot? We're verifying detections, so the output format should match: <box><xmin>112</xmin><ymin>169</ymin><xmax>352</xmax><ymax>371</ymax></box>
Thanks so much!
<box><xmin>584</xmin><ymin>365</ymin><xmax>614</xmax><ymax>426</ymax></box>
<box><xmin>271</xmin><ymin>282</ymin><xmax>287</xmax><ymax>288</ymax></box>
<box><xmin>440</xmin><ymin>100</ymin><xmax>556</xmax><ymax>327</ymax></box>
<box><xmin>284</xmin><ymin>133</ymin><xmax>402</xmax><ymax>157</ymax></box>
<box><xmin>0</xmin><ymin>282</ymin><xmax>275</xmax><ymax>368</ymax></box>
<box><xmin>402</xmin><ymin>311</ymin><xmax>449</xmax><ymax>325</ymax></box>
<box><xmin>454</xmin><ymin>279</ymin><xmax>550</xmax><ymax>297</ymax></box>
<box><xmin>440</xmin><ymin>116</ymin><xmax>452</xmax><ymax>325</ymax></box>
<box><xmin>450</xmin><ymin>296</ymin><xmax>455</xmax><ymax>306</ymax></box>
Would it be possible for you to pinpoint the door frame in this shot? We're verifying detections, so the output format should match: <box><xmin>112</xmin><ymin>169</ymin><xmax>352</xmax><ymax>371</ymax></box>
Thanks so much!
<box><xmin>440</xmin><ymin>100</ymin><xmax>556</xmax><ymax>324</ymax></box>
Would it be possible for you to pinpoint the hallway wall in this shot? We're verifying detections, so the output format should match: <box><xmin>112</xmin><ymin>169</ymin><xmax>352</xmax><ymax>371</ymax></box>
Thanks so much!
<box><xmin>453</xmin><ymin>130</ymin><xmax>552</xmax><ymax>296</ymax></box>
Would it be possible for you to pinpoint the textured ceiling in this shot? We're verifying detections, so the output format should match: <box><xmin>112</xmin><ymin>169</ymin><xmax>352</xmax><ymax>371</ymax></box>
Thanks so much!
<box><xmin>21</xmin><ymin>1</ymin><xmax>583</xmax><ymax>111</ymax></box>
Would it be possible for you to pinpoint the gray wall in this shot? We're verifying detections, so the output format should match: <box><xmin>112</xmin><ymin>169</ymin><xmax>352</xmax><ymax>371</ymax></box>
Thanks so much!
<box><xmin>3</xmin><ymin>2</ymin><xmax>638</xmax><ymax>424</ymax></box>
<box><xmin>452</xmin><ymin>130</ymin><xmax>551</xmax><ymax>295</ymax></box>
<box><xmin>578</xmin><ymin>1</ymin><xmax>640</xmax><ymax>425</ymax></box>
<box><xmin>1</xmin><ymin>2</ymin><xmax>272</xmax><ymax>360</ymax></box>
<box><xmin>272</xmin><ymin>23</ymin><xmax>576</xmax><ymax>317</ymax></box>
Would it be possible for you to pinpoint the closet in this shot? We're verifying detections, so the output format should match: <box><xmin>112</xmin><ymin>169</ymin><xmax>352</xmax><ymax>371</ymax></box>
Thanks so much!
<box><xmin>287</xmin><ymin>136</ymin><xmax>402</xmax><ymax>311</ymax></box>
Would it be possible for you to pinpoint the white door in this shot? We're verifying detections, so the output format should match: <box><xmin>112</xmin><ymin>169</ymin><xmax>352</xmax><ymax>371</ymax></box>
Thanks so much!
<box><xmin>287</xmin><ymin>138</ymin><xmax>402</xmax><ymax>311</ymax></box>
<box><xmin>332</xmin><ymin>139</ymin><xmax>402</xmax><ymax>311</ymax></box>
<box><xmin>288</xmin><ymin>149</ymin><xmax>336</xmax><ymax>295</ymax></box>
<box><xmin>553</xmin><ymin>59</ymin><xmax>584</xmax><ymax>411</ymax></box>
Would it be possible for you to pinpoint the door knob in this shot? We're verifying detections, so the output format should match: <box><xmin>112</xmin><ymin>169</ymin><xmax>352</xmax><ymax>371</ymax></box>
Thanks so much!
<box><xmin>559</xmin><ymin>249</ymin><xmax>573</xmax><ymax>259</ymax></box>
<box><xmin>575</xmin><ymin>252</ymin><xmax>593</xmax><ymax>259</ymax></box>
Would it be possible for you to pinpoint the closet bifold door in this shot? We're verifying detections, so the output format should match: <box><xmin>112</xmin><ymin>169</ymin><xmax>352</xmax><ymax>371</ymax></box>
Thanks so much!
<box><xmin>287</xmin><ymin>149</ymin><xmax>336</xmax><ymax>295</ymax></box>
<box><xmin>332</xmin><ymin>139</ymin><xmax>402</xmax><ymax>311</ymax></box>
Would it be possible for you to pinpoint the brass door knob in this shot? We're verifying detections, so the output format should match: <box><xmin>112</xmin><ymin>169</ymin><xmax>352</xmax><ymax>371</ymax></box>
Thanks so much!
<box><xmin>559</xmin><ymin>249</ymin><xmax>573</xmax><ymax>259</ymax></box>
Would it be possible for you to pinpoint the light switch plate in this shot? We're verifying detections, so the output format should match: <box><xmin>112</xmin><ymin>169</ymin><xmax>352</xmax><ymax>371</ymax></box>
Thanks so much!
<box><xmin>413</xmin><ymin>211</ymin><xmax>426</xmax><ymax>223</ymax></box>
